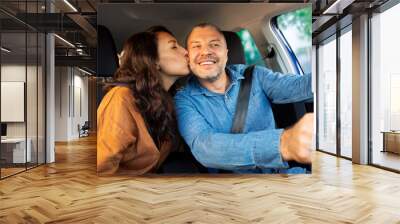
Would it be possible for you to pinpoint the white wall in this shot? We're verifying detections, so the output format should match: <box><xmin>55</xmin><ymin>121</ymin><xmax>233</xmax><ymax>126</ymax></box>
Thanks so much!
<box><xmin>73</xmin><ymin>72</ymin><xmax>89</xmax><ymax>138</ymax></box>
<box><xmin>1</xmin><ymin>65</ymin><xmax>40</xmax><ymax>138</ymax></box>
<box><xmin>1</xmin><ymin>63</ymin><xmax>45</xmax><ymax>164</ymax></box>
<box><xmin>1</xmin><ymin>66</ymin><xmax>25</xmax><ymax>128</ymax></box>
<box><xmin>54</xmin><ymin>67</ymin><xmax>89</xmax><ymax>141</ymax></box>
<box><xmin>55</xmin><ymin>67</ymin><xmax>69</xmax><ymax>141</ymax></box>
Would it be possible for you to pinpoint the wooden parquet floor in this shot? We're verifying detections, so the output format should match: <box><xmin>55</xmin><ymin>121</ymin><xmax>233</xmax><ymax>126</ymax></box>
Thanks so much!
<box><xmin>1</xmin><ymin>167</ymin><xmax>26</xmax><ymax>178</ymax></box>
<box><xmin>1</xmin><ymin>135</ymin><xmax>400</xmax><ymax>224</ymax></box>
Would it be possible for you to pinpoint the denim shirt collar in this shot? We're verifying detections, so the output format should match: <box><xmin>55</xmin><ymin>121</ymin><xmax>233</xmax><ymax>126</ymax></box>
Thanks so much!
<box><xmin>189</xmin><ymin>65</ymin><xmax>245</xmax><ymax>96</ymax></box>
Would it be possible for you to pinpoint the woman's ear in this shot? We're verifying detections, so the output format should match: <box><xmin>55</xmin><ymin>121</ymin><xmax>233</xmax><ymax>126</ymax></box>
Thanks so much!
<box><xmin>156</xmin><ymin>62</ymin><xmax>161</xmax><ymax>71</ymax></box>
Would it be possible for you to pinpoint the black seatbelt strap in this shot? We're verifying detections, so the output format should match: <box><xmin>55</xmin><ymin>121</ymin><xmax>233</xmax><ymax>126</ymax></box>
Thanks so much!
<box><xmin>231</xmin><ymin>65</ymin><xmax>255</xmax><ymax>134</ymax></box>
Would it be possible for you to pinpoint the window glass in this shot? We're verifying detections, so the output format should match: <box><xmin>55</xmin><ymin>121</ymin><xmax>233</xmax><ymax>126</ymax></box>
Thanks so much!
<box><xmin>371</xmin><ymin>3</ymin><xmax>400</xmax><ymax>171</ymax></box>
<box><xmin>1</xmin><ymin>6</ymin><xmax>28</xmax><ymax>178</ymax></box>
<box><xmin>340</xmin><ymin>29</ymin><xmax>352</xmax><ymax>158</ymax></box>
<box><xmin>275</xmin><ymin>7</ymin><xmax>312</xmax><ymax>74</ymax></box>
<box><xmin>317</xmin><ymin>38</ymin><xmax>337</xmax><ymax>155</ymax></box>
<box><xmin>236</xmin><ymin>29</ymin><xmax>265</xmax><ymax>66</ymax></box>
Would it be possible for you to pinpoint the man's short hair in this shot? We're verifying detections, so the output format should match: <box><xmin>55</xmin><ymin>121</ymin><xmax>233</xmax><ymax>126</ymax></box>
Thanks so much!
<box><xmin>185</xmin><ymin>23</ymin><xmax>226</xmax><ymax>47</ymax></box>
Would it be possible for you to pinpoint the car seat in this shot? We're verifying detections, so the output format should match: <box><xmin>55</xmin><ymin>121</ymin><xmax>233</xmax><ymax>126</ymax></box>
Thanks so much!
<box><xmin>97</xmin><ymin>25</ymin><xmax>119</xmax><ymax>77</ymax></box>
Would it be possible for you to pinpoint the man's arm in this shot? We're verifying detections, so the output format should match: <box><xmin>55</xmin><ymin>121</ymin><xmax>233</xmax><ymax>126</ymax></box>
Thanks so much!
<box><xmin>174</xmin><ymin>93</ymin><xmax>289</xmax><ymax>170</ymax></box>
<box><xmin>255</xmin><ymin>66</ymin><xmax>313</xmax><ymax>103</ymax></box>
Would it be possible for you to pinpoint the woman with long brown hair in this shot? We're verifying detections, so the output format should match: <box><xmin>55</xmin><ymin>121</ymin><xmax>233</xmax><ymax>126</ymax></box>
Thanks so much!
<box><xmin>97</xmin><ymin>26</ymin><xmax>190</xmax><ymax>175</ymax></box>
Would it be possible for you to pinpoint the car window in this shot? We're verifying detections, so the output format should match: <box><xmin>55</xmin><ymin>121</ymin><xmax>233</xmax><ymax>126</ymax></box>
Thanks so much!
<box><xmin>236</xmin><ymin>29</ymin><xmax>266</xmax><ymax>66</ymax></box>
<box><xmin>273</xmin><ymin>6</ymin><xmax>312</xmax><ymax>75</ymax></box>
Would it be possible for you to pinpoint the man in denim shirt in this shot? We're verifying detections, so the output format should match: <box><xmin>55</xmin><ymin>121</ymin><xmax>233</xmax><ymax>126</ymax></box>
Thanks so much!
<box><xmin>175</xmin><ymin>23</ymin><xmax>314</xmax><ymax>174</ymax></box>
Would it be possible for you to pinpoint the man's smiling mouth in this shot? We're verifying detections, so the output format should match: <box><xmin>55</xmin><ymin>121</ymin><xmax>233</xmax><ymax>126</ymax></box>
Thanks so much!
<box><xmin>199</xmin><ymin>60</ymin><xmax>216</xmax><ymax>66</ymax></box>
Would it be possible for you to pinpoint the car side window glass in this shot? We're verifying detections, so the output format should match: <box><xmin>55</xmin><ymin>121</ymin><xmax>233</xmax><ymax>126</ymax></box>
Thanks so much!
<box><xmin>236</xmin><ymin>29</ymin><xmax>266</xmax><ymax>66</ymax></box>
<box><xmin>274</xmin><ymin>7</ymin><xmax>312</xmax><ymax>75</ymax></box>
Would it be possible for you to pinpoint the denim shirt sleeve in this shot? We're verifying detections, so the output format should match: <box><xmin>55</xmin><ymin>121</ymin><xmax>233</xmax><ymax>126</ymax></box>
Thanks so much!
<box><xmin>174</xmin><ymin>92</ymin><xmax>289</xmax><ymax>170</ymax></box>
<box><xmin>255</xmin><ymin>65</ymin><xmax>313</xmax><ymax>104</ymax></box>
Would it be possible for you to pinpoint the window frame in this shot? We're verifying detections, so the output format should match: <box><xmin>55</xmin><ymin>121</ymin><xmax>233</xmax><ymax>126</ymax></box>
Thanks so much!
<box><xmin>369</xmin><ymin>1</ymin><xmax>400</xmax><ymax>172</ymax></box>
<box><xmin>270</xmin><ymin>15</ymin><xmax>306</xmax><ymax>76</ymax></box>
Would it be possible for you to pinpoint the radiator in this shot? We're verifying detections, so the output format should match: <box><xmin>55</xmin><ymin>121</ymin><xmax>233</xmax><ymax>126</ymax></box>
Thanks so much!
<box><xmin>383</xmin><ymin>131</ymin><xmax>400</xmax><ymax>154</ymax></box>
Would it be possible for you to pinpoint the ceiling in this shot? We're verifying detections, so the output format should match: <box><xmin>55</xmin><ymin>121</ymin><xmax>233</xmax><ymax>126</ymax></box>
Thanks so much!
<box><xmin>0</xmin><ymin>0</ymin><xmax>394</xmax><ymax>73</ymax></box>
<box><xmin>98</xmin><ymin>3</ymin><xmax>306</xmax><ymax>50</ymax></box>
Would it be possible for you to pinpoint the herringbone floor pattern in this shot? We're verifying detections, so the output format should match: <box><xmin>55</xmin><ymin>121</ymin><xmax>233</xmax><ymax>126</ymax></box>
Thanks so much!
<box><xmin>1</xmin><ymin>136</ymin><xmax>400</xmax><ymax>223</ymax></box>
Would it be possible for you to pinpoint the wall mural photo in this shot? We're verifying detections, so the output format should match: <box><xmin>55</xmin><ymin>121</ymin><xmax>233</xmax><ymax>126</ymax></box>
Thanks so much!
<box><xmin>96</xmin><ymin>3</ymin><xmax>314</xmax><ymax>175</ymax></box>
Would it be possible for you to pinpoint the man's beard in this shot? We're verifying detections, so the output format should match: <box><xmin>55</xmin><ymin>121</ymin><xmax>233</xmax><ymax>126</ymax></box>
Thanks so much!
<box><xmin>192</xmin><ymin>55</ymin><xmax>223</xmax><ymax>83</ymax></box>
<box><xmin>202</xmin><ymin>71</ymin><xmax>222</xmax><ymax>83</ymax></box>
